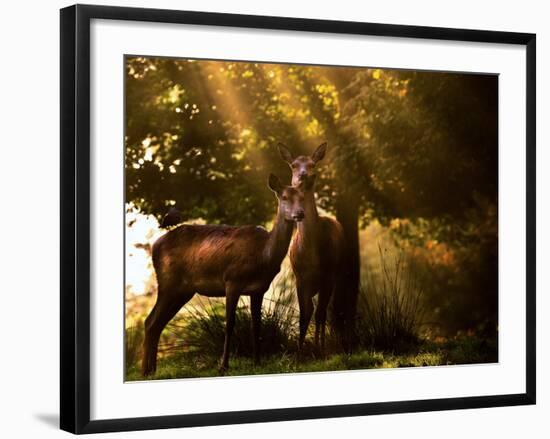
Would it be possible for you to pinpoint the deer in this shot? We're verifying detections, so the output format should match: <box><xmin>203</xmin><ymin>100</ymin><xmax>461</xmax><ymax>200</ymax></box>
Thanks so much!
<box><xmin>141</xmin><ymin>174</ymin><xmax>306</xmax><ymax>376</ymax></box>
<box><xmin>278</xmin><ymin>142</ymin><xmax>345</xmax><ymax>355</ymax></box>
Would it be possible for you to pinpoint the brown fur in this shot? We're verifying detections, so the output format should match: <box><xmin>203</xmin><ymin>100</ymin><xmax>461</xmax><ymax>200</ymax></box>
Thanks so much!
<box><xmin>290</xmin><ymin>187</ymin><xmax>344</xmax><ymax>352</ymax></box>
<box><xmin>141</xmin><ymin>176</ymin><xmax>304</xmax><ymax>376</ymax></box>
<box><xmin>153</xmin><ymin>224</ymin><xmax>287</xmax><ymax>297</ymax></box>
<box><xmin>279</xmin><ymin>142</ymin><xmax>345</xmax><ymax>352</ymax></box>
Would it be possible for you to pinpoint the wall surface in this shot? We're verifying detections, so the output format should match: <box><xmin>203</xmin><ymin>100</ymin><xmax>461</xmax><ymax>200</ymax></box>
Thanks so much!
<box><xmin>0</xmin><ymin>0</ymin><xmax>546</xmax><ymax>437</ymax></box>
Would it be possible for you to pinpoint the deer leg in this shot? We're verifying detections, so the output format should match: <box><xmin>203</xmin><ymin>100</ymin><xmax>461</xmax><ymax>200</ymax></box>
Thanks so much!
<box><xmin>142</xmin><ymin>291</ymin><xmax>191</xmax><ymax>376</ymax></box>
<box><xmin>250</xmin><ymin>293</ymin><xmax>263</xmax><ymax>366</ymax></box>
<box><xmin>141</xmin><ymin>301</ymin><xmax>160</xmax><ymax>376</ymax></box>
<box><xmin>298</xmin><ymin>291</ymin><xmax>314</xmax><ymax>352</ymax></box>
<box><xmin>315</xmin><ymin>284</ymin><xmax>332</xmax><ymax>356</ymax></box>
<box><xmin>219</xmin><ymin>288</ymin><xmax>240</xmax><ymax>374</ymax></box>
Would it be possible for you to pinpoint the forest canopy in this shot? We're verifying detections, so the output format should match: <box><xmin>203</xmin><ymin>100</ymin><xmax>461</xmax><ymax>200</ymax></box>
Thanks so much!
<box><xmin>125</xmin><ymin>56</ymin><xmax>498</xmax><ymax>334</ymax></box>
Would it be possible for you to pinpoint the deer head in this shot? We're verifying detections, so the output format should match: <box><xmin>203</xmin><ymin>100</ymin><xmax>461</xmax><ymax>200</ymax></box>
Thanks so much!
<box><xmin>278</xmin><ymin>142</ymin><xmax>327</xmax><ymax>187</ymax></box>
<box><xmin>268</xmin><ymin>173</ymin><xmax>305</xmax><ymax>222</ymax></box>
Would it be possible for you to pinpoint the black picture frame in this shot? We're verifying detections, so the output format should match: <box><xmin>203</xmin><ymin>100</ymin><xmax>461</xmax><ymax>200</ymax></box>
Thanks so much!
<box><xmin>60</xmin><ymin>4</ymin><xmax>536</xmax><ymax>434</ymax></box>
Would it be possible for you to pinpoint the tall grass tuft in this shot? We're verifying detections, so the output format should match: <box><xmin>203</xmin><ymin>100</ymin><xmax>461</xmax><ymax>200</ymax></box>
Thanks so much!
<box><xmin>125</xmin><ymin>321</ymin><xmax>144</xmax><ymax>375</ymax></box>
<box><xmin>160</xmin><ymin>270</ymin><xmax>299</xmax><ymax>359</ymax></box>
<box><xmin>356</xmin><ymin>245</ymin><xmax>425</xmax><ymax>352</ymax></box>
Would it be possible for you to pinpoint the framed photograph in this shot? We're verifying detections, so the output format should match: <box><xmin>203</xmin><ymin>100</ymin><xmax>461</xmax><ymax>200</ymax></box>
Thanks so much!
<box><xmin>60</xmin><ymin>4</ymin><xmax>536</xmax><ymax>434</ymax></box>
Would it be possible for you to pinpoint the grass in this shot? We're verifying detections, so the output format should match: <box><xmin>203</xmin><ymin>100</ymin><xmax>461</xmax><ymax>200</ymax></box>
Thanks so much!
<box><xmin>162</xmin><ymin>278</ymin><xmax>298</xmax><ymax>359</ymax></box>
<box><xmin>125</xmin><ymin>335</ymin><xmax>497</xmax><ymax>381</ymax></box>
<box><xmin>125</xmin><ymin>252</ymin><xmax>497</xmax><ymax>381</ymax></box>
<box><xmin>355</xmin><ymin>246</ymin><xmax>425</xmax><ymax>353</ymax></box>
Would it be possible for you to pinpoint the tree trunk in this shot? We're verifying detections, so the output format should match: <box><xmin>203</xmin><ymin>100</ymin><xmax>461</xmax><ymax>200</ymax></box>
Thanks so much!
<box><xmin>331</xmin><ymin>191</ymin><xmax>360</xmax><ymax>350</ymax></box>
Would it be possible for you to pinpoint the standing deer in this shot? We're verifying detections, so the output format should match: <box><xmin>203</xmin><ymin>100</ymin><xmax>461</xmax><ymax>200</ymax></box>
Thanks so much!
<box><xmin>141</xmin><ymin>174</ymin><xmax>306</xmax><ymax>376</ymax></box>
<box><xmin>278</xmin><ymin>142</ymin><xmax>345</xmax><ymax>354</ymax></box>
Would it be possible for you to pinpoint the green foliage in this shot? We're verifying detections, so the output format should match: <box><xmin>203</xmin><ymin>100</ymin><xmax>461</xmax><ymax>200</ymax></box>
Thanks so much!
<box><xmin>125</xmin><ymin>57</ymin><xmax>497</xmax><ymax>227</ymax></box>
<box><xmin>343</xmin><ymin>70</ymin><xmax>497</xmax><ymax>219</ymax></box>
<box><xmin>383</xmin><ymin>196</ymin><xmax>498</xmax><ymax>333</ymax></box>
<box><xmin>125</xmin><ymin>56</ymin><xmax>499</xmax><ymax>337</ymax></box>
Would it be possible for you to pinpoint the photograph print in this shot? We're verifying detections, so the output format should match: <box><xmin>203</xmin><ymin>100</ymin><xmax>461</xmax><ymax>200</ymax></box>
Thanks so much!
<box><xmin>124</xmin><ymin>56</ymin><xmax>498</xmax><ymax>381</ymax></box>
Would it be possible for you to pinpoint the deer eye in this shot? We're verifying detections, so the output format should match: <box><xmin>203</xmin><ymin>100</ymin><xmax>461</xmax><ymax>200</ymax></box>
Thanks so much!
<box><xmin>291</xmin><ymin>163</ymin><xmax>298</xmax><ymax>168</ymax></box>
<box><xmin>281</xmin><ymin>195</ymin><xmax>288</xmax><ymax>201</ymax></box>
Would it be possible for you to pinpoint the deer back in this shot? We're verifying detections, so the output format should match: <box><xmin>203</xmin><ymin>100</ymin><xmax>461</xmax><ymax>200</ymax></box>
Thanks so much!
<box><xmin>152</xmin><ymin>224</ymin><xmax>273</xmax><ymax>294</ymax></box>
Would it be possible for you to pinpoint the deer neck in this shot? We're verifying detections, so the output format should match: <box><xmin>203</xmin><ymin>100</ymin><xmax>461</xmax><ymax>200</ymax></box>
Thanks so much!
<box><xmin>264</xmin><ymin>206</ymin><xmax>294</xmax><ymax>266</ymax></box>
<box><xmin>296</xmin><ymin>190</ymin><xmax>319</xmax><ymax>243</ymax></box>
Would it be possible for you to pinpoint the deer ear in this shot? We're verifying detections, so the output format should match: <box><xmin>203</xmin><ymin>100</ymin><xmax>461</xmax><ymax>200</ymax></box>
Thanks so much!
<box><xmin>278</xmin><ymin>143</ymin><xmax>294</xmax><ymax>164</ymax></box>
<box><xmin>312</xmin><ymin>142</ymin><xmax>327</xmax><ymax>163</ymax></box>
<box><xmin>268</xmin><ymin>173</ymin><xmax>284</xmax><ymax>195</ymax></box>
